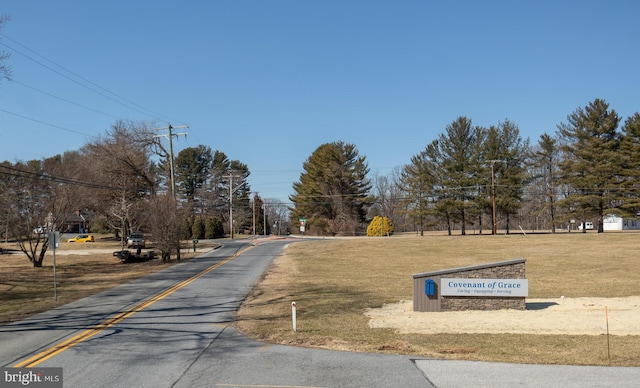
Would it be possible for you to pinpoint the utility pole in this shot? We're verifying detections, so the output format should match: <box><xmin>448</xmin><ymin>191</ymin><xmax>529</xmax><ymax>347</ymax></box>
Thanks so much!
<box><xmin>228</xmin><ymin>175</ymin><xmax>235</xmax><ymax>239</ymax></box>
<box><xmin>223</xmin><ymin>172</ymin><xmax>245</xmax><ymax>239</ymax></box>
<box><xmin>155</xmin><ymin>123</ymin><xmax>188</xmax><ymax>197</ymax></box>
<box><xmin>253</xmin><ymin>192</ymin><xmax>257</xmax><ymax>239</ymax></box>
<box><xmin>488</xmin><ymin>160</ymin><xmax>500</xmax><ymax>235</ymax></box>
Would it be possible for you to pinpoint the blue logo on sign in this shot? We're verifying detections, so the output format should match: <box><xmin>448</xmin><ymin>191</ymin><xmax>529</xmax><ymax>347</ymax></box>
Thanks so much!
<box><xmin>425</xmin><ymin>279</ymin><xmax>435</xmax><ymax>296</ymax></box>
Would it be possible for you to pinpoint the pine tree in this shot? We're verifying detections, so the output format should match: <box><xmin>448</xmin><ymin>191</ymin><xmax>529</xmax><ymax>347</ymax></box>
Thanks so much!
<box><xmin>174</xmin><ymin>145</ymin><xmax>213</xmax><ymax>208</ymax></box>
<box><xmin>619</xmin><ymin>113</ymin><xmax>640</xmax><ymax>215</ymax></box>
<box><xmin>558</xmin><ymin>98</ymin><xmax>622</xmax><ymax>233</ymax></box>
<box><xmin>290</xmin><ymin>142</ymin><xmax>372</xmax><ymax>236</ymax></box>
<box><xmin>484</xmin><ymin>119</ymin><xmax>530</xmax><ymax>234</ymax></box>
<box><xmin>436</xmin><ymin>117</ymin><xmax>486</xmax><ymax>235</ymax></box>
<box><xmin>401</xmin><ymin>142</ymin><xmax>441</xmax><ymax>236</ymax></box>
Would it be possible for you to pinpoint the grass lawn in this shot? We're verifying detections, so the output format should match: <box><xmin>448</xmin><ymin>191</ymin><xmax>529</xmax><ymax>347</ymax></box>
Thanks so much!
<box><xmin>2</xmin><ymin>231</ymin><xmax>639</xmax><ymax>366</ymax></box>
<box><xmin>234</xmin><ymin>231</ymin><xmax>640</xmax><ymax>366</ymax></box>
<box><xmin>0</xmin><ymin>236</ymin><xmax>216</xmax><ymax>323</ymax></box>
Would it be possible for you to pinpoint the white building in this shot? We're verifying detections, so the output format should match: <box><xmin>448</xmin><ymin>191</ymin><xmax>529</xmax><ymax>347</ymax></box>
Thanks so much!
<box><xmin>603</xmin><ymin>214</ymin><xmax>640</xmax><ymax>231</ymax></box>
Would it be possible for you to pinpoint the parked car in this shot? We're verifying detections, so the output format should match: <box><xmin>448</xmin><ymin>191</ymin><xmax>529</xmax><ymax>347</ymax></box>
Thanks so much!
<box><xmin>67</xmin><ymin>234</ymin><xmax>94</xmax><ymax>243</ymax></box>
<box><xmin>127</xmin><ymin>232</ymin><xmax>145</xmax><ymax>248</ymax></box>
<box><xmin>33</xmin><ymin>226</ymin><xmax>47</xmax><ymax>235</ymax></box>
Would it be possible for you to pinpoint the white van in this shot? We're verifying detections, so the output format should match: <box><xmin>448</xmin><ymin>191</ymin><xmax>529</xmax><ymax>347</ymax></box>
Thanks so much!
<box><xmin>578</xmin><ymin>222</ymin><xmax>594</xmax><ymax>230</ymax></box>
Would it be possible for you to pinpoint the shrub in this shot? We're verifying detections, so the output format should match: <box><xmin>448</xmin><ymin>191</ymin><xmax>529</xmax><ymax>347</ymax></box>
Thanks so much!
<box><xmin>205</xmin><ymin>216</ymin><xmax>225</xmax><ymax>238</ymax></box>
<box><xmin>367</xmin><ymin>216</ymin><xmax>394</xmax><ymax>236</ymax></box>
<box><xmin>192</xmin><ymin>216</ymin><xmax>205</xmax><ymax>239</ymax></box>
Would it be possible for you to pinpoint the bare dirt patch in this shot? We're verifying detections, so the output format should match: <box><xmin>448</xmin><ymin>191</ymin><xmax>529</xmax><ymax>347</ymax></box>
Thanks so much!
<box><xmin>365</xmin><ymin>297</ymin><xmax>640</xmax><ymax>336</ymax></box>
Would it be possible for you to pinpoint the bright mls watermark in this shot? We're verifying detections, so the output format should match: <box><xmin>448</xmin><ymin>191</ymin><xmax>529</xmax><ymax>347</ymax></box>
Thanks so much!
<box><xmin>1</xmin><ymin>368</ymin><xmax>62</xmax><ymax>388</ymax></box>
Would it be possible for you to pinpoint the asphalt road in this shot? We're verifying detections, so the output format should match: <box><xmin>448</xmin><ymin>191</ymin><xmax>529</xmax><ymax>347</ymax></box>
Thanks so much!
<box><xmin>2</xmin><ymin>238</ymin><xmax>639</xmax><ymax>387</ymax></box>
<box><xmin>0</xmin><ymin>239</ymin><xmax>430</xmax><ymax>387</ymax></box>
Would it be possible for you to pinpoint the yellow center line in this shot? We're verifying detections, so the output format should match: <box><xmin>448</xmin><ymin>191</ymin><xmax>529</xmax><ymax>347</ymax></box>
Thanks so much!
<box><xmin>14</xmin><ymin>251</ymin><xmax>243</xmax><ymax>368</ymax></box>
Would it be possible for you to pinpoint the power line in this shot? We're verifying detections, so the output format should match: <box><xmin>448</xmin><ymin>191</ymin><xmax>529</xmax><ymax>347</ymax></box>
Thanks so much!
<box><xmin>1</xmin><ymin>35</ymin><xmax>186</xmax><ymax>124</ymax></box>
<box><xmin>1</xmin><ymin>35</ymin><xmax>203</xmax><ymax>159</ymax></box>
<box><xmin>0</xmin><ymin>108</ymin><xmax>91</xmax><ymax>136</ymax></box>
<box><xmin>0</xmin><ymin>164</ymin><xmax>121</xmax><ymax>191</ymax></box>
<box><xmin>1</xmin><ymin>40</ymin><xmax>159</xmax><ymax>120</ymax></box>
<box><xmin>9</xmin><ymin>79</ymin><xmax>120</xmax><ymax>120</ymax></box>
<box><xmin>0</xmin><ymin>36</ymin><xmax>194</xmax><ymax>153</ymax></box>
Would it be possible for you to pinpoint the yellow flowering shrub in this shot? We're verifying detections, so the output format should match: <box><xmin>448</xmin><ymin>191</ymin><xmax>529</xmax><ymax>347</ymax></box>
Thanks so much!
<box><xmin>367</xmin><ymin>215</ymin><xmax>394</xmax><ymax>236</ymax></box>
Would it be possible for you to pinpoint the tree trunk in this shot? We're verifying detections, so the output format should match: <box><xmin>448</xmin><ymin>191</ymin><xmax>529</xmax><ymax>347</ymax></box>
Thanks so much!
<box><xmin>461</xmin><ymin>209</ymin><xmax>466</xmax><ymax>235</ymax></box>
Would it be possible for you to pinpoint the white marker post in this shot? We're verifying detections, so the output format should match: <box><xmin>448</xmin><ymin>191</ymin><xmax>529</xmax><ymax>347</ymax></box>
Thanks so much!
<box><xmin>291</xmin><ymin>301</ymin><xmax>297</xmax><ymax>332</ymax></box>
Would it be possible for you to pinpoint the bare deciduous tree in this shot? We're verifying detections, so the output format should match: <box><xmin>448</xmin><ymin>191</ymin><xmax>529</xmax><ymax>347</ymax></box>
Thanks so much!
<box><xmin>83</xmin><ymin>121</ymin><xmax>158</xmax><ymax>242</ymax></box>
<box><xmin>147</xmin><ymin>195</ymin><xmax>187</xmax><ymax>261</ymax></box>
<box><xmin>369</xmin><ymin>168</ymin><xmax>407</xmax><ymax>232</ymax></box>
<box><xmin>1</xmin><ymin>160</ymin><xmax>74</xmax><ymax>267</ymax></box>
<box><xmin>264</xmin><ymin>198</ymin><xmax>290</xmax><ymax>235</ymax></box>
<box><xmin>0</xmin><ymin>15</ymin><xmax>12</xmax><ymax>83</ymax></box>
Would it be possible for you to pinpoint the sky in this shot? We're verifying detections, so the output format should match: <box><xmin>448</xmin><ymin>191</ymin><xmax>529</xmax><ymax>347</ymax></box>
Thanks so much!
<box><xmin>1</xmin><ymin>1</ymin><xmax>639</xmax><ymax>202</ymax></box>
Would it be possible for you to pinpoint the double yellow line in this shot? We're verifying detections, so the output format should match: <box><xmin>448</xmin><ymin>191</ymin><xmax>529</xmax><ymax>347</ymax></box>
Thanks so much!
<box><xmin>15</xmin><ymin>253</ymin><xmax>238</xmax><ymax>368</ymax></box>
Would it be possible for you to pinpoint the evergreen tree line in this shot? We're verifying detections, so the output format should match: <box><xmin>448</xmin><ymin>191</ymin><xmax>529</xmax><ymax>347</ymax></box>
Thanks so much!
<box><xmin>3</xmin><ymin>98</ymin><xmax>639</xmax><ymax>264</ymax></box>
<box><xmin>290</xmin><ymin>98</ymin><xmax>640</xmax><ymax>236</ymax></box>
<box><xmin>395</xmin><ymin>98</ymin><xmax>640</xmax><ymax>235</ymax></box>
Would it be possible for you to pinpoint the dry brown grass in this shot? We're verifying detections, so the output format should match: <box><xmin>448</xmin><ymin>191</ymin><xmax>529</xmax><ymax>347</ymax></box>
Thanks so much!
<box><xmin>0</xmin><ymin>236</ymin><xmax>217</xmax><ymax>324</ymax></box>
<box><xmin>3</xmin><ymin>231</ymin><xmax>639</xmax><ymax>365</ymax></box>
<box><xmin>234</xmin><ymin>231</ymin><xmax>640</xmax><ymax>366</ymax></box>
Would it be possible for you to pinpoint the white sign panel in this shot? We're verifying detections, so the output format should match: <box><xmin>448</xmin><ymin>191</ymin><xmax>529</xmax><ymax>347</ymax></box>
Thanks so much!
<box><xmin>48</xmin><ymin>231</ymin><xmax>60</xmax><ymax>249</ymax></box>
<box><xmin>441</xmin><ymin>278</ymin><xmax>528</xmax><ymax>297</ymax></box>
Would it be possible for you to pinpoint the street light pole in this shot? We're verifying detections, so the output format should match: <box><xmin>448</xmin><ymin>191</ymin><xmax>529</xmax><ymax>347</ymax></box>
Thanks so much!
<box><xmin>224</xmin><ymin>172</ymin><xmax>246</xmax><ymax>239</ymax></box>
<box><xmin>229</xmin><ymin>178</ymin><xmax>234</xmax><ymax>239</ymax></box>
<box><xmin>263</xmin><ymin>200</ymin><xmax>267</xmax><ymax>235</ymax></box>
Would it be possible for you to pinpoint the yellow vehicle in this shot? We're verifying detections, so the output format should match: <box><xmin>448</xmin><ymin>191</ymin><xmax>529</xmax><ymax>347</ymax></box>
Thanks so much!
<box><xmin>67</xmin><ymin>234</ymin><xmax>94</xmax><ymax>243</ymax></box>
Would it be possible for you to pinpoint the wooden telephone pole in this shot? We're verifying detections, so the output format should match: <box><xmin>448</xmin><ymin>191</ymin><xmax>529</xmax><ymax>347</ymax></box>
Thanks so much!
<box><xmin>488</xmin><ymin>160</ymin><xmax>500</xmax><ymax>235</ymax></box>
<box><xmin>154</xmin><ymin>123</ymin><xmax>188</xmax><ymax>197</ymax></box>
